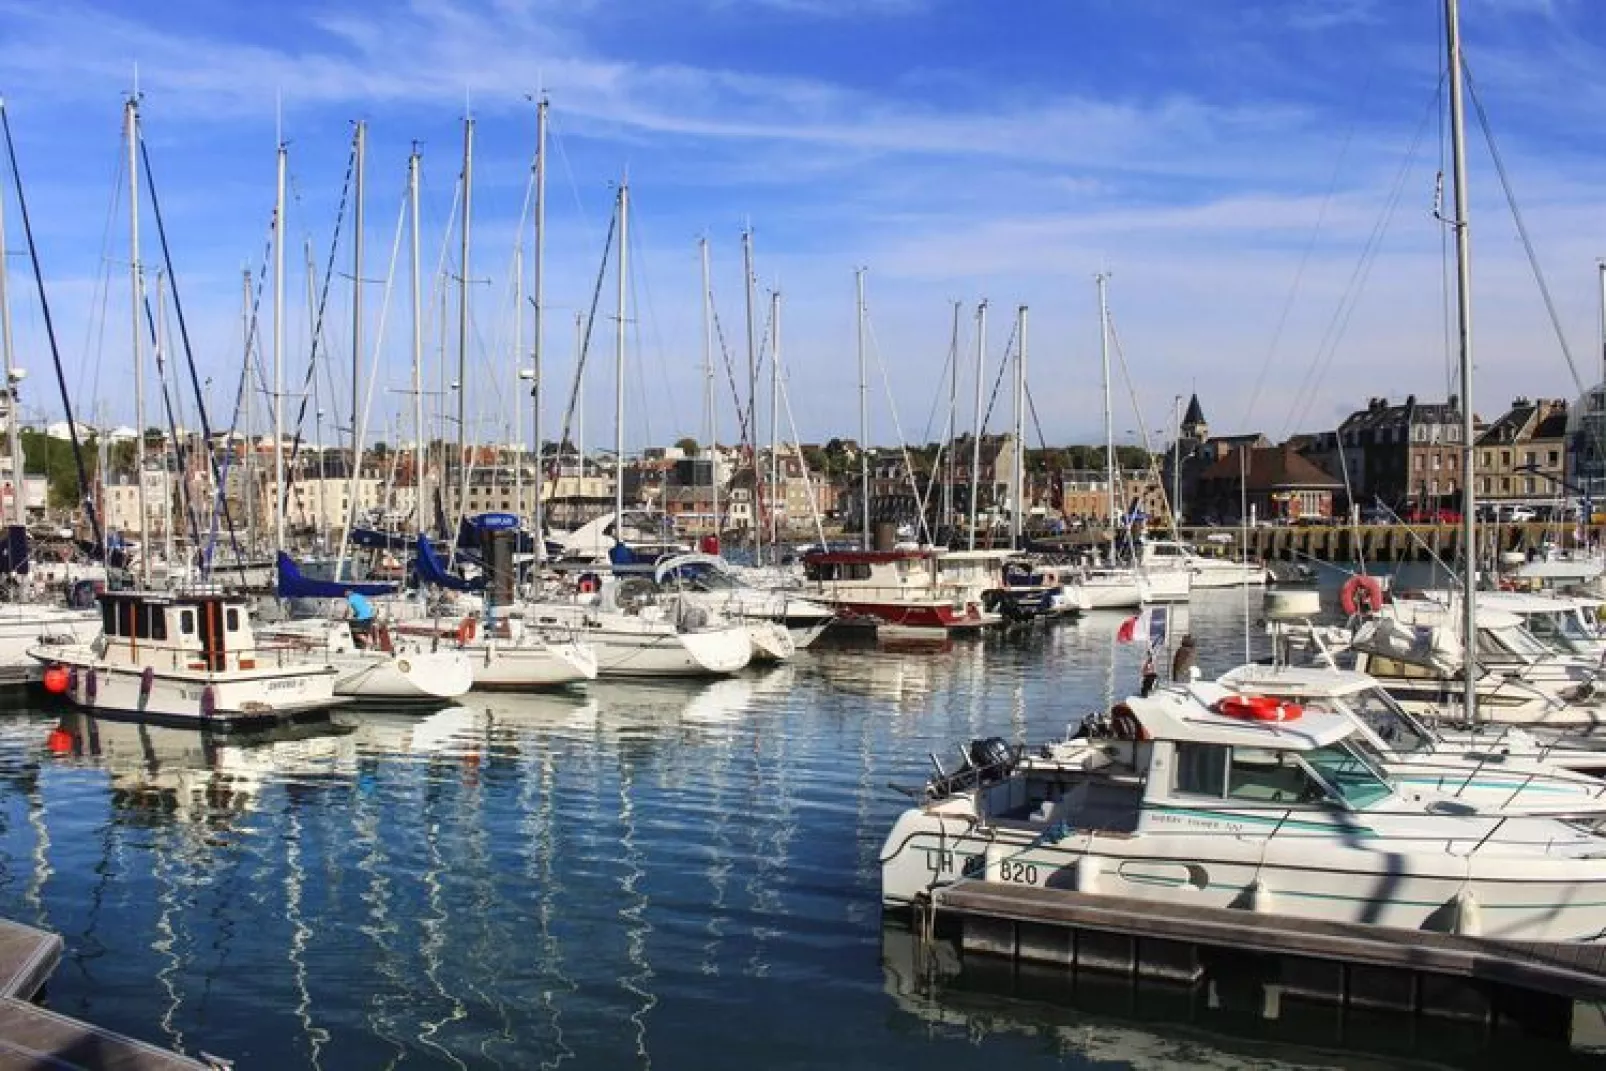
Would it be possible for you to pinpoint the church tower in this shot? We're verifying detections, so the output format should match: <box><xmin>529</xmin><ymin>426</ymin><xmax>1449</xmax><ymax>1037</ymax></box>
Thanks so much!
<box><xmin>1180</xmin><ymin>393</ymin><xmax>1208</xmax><ymax>443</ymax></box>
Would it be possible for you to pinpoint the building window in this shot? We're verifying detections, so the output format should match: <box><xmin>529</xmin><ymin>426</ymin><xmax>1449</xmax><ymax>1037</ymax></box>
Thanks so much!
<box><xmin>1549</xmin><ymin>450</ymin><xmax>1560</xmax><ymax>466</ymax></box>
<box><xmin>1525</xmin><ymin>477</ymin><xmax>1535</xmax><ymax>494</ymax></box>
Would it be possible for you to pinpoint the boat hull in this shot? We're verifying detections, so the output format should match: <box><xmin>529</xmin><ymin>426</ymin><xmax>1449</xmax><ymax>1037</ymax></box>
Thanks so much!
<box><xmin>29</xmin><ymin>645</ymin><xmax>345</xmax><ymax>728</ymax></box>
<box><xmin>329</xmin><ymin>649</ymin><xmax>475</xmax><ymax>703</ymax></box>
<box><xmin>460</xmin><ymin>639</ymin><xmax>600</xmax><ymax>689</ymax></box>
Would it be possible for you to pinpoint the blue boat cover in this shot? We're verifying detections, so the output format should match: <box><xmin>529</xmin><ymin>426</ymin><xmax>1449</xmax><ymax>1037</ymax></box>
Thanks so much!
<box><xmin>275</xmin><ymin>551</ymin><xmax>397</xmax><ymax>598</ymax></box>
<box><xmin>415</xmin><ymin>535</ymin><xmax>486</xmax><ymax>591</ymax></box>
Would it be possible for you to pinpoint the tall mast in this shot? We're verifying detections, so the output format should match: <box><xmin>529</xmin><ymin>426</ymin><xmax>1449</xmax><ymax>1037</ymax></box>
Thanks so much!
<box><xmin>700</xmin><ymin>238</ymin><xmax>718</xmax><ymax>546</ymax></box>
<box><xmin>513</xmin><ymin>242</ymin><xmax>523</xmax><ymax>520</ymax></box>
<box><xmin>855</xmin><ymin>268</ymin><xmax>869</xmax><ymax>550</ymax></box>
<box><xmin>156</xmin><ymin>270</ymin><xmax>173</xmax><ymax>571</ymax></box>
<box><xmin>614</xmin><ymin>181</ymin><xmax>628</xmax><ymax>528</ymax></box>
<box><xmin>272</xmin><ymin>139</ymin><xmax>287</xmax><ymax>553</ymax></box>
<box><xmin>0</xmin><ymin>116</ymin><xmax>21</xmax><ymax>530</ymax></box>
<box><xmin>408</xmin><ymin>145</ymin><xmax>428</xmax><ymax>538</ymax></box>
<box><xmin>343</xmin><ymin>119</ymin><xmax>365</xmax><ymax>579</ymax></box>
<box><xmin>1445</xmin><ymin>0</ymin><xmax>1477</xmax><ymax>725</ymax></box>
<box><xmin>456</xmin><ymin>115</ymin><xmax>474</xmax><ymax>520</ymax></box>
<box><xmin>943</xmin><ymin>301</ymin><xmax>959</xmax><ymax>541</ymax></box>
<box><xmin>967</xmin><ymin>300</ymin><xmax>987</xmax><ymax>551</ymax></box>
<box><xmin>126</xmin><ymin>97</ymin><xmax>151</xmax><ymax>585</ymax></box>
<box><xmin>742</xmin><ymin>227</ymin><xmax>759</xmax><ymax>557</ymax></box>
<box><xmin>240</xmin><ymin>268</ymin><xmax>256</xmax><ymax>544</ymax></box>
<box><xmin>1097</xmin><ymin>273</ymin><xmax>1115</xmax><ymax>564</ymax></box>
<box><xmin>769</xmin><ymin>288</ymin><xmax>782</xmax><ymax>555</ymax></box>
<box><xmin>532</xmin><ymin>94</ymin><xmax>548</xmax><ymax>560</ymax></box>
<box><xmin>1012</xmin><ymin>304</ymin><xmax>1026</xmax><ymax>549</ymax></box>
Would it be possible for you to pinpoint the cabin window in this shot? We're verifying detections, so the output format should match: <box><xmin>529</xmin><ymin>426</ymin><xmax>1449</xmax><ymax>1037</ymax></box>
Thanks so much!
<box><xmin>179</xmin><ymin>610</ymin><xmax>195</xmax><ymax>636</ymax></box>
<box><xmin>1226</xmin><ymin>747</ymin><xmax>1317</xmax><ymax>803</ymax></box>
<box><xmin>226</xmin><ymin>608</ymin><xmax>241</xmax><ymax>632</ymax></box>
<box><xmin>147</xmin><ymin>606</ymin><xmax>167</xmax><ymax>641</ymax></box>
<box><xmin>1173</xmin><ymin>743</ymin><xmax>1228</xmax><ymax>797</ymax></box>
<box><xmin>1365</xmin><ymin>655</ymin><xmax>1438</xmax><ymax>680</ymax></box>
<box><xmin>101</xmin><ymin>601</ymin><xmax>118</xmax><ymax>636</ymax></box>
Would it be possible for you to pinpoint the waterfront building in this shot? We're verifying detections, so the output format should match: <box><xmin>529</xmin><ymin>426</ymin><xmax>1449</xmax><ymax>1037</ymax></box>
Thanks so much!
<box><xmin>1195</xmin><ymin>443</ymin><xmax>1343</xmax><ymax>523</ymax></box>
<box><xmin>1475</xmin><ymin>397</ymin><xmax>1567</xmax><ymax>507</ymax></box>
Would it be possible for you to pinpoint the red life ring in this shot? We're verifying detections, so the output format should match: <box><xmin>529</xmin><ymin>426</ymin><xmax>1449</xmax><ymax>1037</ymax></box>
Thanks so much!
<box><xmin>457</xmin><ymin>617</ymin><xmax>478</xmax><ymax>645</ymax></box>
<box><xmin>1217</xmin><ymin>695</ymin><xmax>1303</xmax><ymax>722</ymax></box>
<box><xmin>577</xmin><ymin>572</ymin><xmax>600</xmax><ymax>594</ymax></box>
<box><xmin>1340</xmin><ymin>574</ymin><xmax>1384</xmax><ymax>617</ymax></box>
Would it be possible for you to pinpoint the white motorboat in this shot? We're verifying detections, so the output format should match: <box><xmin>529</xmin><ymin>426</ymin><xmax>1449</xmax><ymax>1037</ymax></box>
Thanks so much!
<box><xmin>0</xmin><ymin>601</ymin><xmax>104</xmax><ymax>685</ymax></box>
<box><xmin>1073</xmin><ymin>566</ymin><xmax>1147</xmax><ymax>611</ymax></box>
<box><xmin>882</xmin><ymin>691</ymin><xmax>1606</xmax><ymax>942</ymax></box>
<box><xmin>255</xmin><ymin>617</ymin><xmax>475</xmax><ymax>703</ymax></box>
<box><xmin>1341</xmin><ymin>601</ymin><xmax>1606</xmax><ymax>729</ymax></box>
<box><xmin>1142</xmin><ymin>538</ymin><xmax>1268</xmax><ymax>589</ymax></box>
<box><xmin>653</xmin><ymin>553</ymin><xmax>835</xmax><ymax>651</ymax></box>
<box><xmin>1405</xmin><ymin>587</ymin><xmax>1606</xmax><ymax>660</ymax></box>
<box><xmin>30</xmin><ymin>589</ymin><xmax>345</xmax><ymax>727</ymax></box>
<box><xmin>522</xmin><ymin>577</ymin><xmax>752</xmax><ymax>678</ymax></box>
<box><xmin>1210</xmin><ymin>664</ymin><xmax>1606</xmax><ymax>812</ymax></box>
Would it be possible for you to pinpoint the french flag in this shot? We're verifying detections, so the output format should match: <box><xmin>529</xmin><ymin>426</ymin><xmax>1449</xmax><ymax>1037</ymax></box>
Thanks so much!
<box><xmin>1117</xmin><ymin>606</ymin><xmax>1168</xmax><ymax>646</ymax></box>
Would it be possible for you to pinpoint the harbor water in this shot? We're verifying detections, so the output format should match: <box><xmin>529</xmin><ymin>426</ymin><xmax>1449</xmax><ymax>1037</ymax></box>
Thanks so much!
<box><xmin>0</xmin><ymin>586</ymin><xmax>1596</xmax><ymax>1069</ymax></box>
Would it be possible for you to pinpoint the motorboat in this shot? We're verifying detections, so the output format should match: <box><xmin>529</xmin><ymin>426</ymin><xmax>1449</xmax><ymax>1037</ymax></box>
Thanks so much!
<box><xmin>653</xmin><ymin>553</ymin><xmax>835</xmax><ymax>652</ymax></box>
<box><xmin>255</xmin><ymin>616</ymin><xmax>475</xmax><ymax>703</ymax></box>
<box><xmin>1340</xmin><ymin>600</ymin><xmax>1606</xmax><ymax>729</ymax></box>
<box><xmin>1210</xmin><ymin>664</ymin><xmax>1606</xmax><ymax>810</ymax></box>
<box><xmin>881</xmin><ymin>690</ymin><xmax>1606</xmax><ymax>942</ymax></box>
<box><xmin>802</xmin><ymin>548</ymin><xmax>985</xmax><ymax>640</ymax></box>
<box><xmin>1070</xmin><ymin>565</ymin><xmax>1147</xmax><ymax>611</ymax></box>
<box><xmin>935</xmin><ymin>550</ymin><xmax>1060</xmax><ymax>624</ymax></box>
<box><xmin>1143</xmin><ymin>539</ymin><xmax>1268</xmax><ymax>589</ymax></box>
<box><xmin>1402</xmin><ymin>588</ymin><xmax>1605</xmax><ymax>660</ymax></box>
<box><xmin>29</xmin><ymin>589</ymin><xmax>345</xmax><ymax>728</ymax></box>
<box><xmin>521</xmin><ymin>576</ymin><xmax>753</xmax><ymax>677</ymax></box>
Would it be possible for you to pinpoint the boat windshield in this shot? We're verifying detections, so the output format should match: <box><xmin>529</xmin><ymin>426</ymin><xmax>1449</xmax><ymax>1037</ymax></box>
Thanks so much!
<box><xmin>663</xmin><ymin>563</ymin><xmax>739</xmax><ymax>592</ymax></box>
<box><xmin>1340</xmin><ymin>688</ymin><xmax>1435</xmax><ymax>755</ymax></box>
<box><xmin>1523</xmin><ymin>609</ymin><xmax>1596</xmax><ymax>651</ymax></box>
<box><xmin>1478</xmin><ymin>624</ymin><xmax>1550</xmax><ymax>662</ymax></box>
<box><xmin>1298</xmin><ymin>744</ymin><xmax>1393</xmax><ymax>810</ymax></box>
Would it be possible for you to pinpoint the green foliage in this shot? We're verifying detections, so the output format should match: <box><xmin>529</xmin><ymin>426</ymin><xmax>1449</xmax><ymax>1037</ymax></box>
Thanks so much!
<box><xmin>674</xmin><ymin>436</ymin><xmax>700</xmax><ymax>457</ymax></box>
<box><xmin>20</xmin><ymin>429</ymin><xmax>96</xmax><ymax>511</ymax></box>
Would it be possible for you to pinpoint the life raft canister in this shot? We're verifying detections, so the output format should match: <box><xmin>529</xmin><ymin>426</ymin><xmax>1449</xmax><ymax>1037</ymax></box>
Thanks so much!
<box><xmin>1340</xmin><ymin>573</ymin><xmax>1384</xmax><ymax>617</ymax></box>
<box><xmin>1217</xmin><ymin>695</ymin><xmax>1303</xmax><ymax>722</ymax></box>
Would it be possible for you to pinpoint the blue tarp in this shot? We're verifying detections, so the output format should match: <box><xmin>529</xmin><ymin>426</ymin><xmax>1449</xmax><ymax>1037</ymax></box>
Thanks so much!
<box><xmin>275</xmin><ymin>551</ymin><xmax>397</xmax><ymax>599</ymax></box>
<box><xmin>415</xmin><ymin>535</ymin><xmax>486</xmax><ymax>592</ymax></box>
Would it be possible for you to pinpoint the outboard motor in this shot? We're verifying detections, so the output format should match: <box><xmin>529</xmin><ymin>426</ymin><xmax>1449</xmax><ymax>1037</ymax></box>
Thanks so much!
<box><xmin>967</xmin><ymin>737</ymin><xmax>1014</xmax><ymax>784</ymax></box>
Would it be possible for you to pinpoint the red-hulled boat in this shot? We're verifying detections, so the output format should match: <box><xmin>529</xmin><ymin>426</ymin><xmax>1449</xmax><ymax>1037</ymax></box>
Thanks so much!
<box><xmin>802</xmin><ymin>548</ymin><xmax>984</xmax><ymax>641</ymax></box>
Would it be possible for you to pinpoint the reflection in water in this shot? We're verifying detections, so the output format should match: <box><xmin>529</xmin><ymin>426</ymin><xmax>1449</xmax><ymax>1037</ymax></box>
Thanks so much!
<box><xmin>0</xmin><ymin>605</ymin><xmax>1586</xmax><ymax>1069</ymax></box>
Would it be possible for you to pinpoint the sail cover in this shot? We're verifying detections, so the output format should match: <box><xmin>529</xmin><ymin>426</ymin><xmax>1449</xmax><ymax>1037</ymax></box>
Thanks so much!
<box><xmin>415</xmin><ymin>535</ymin><xmax>486</xmax><ymax>592</ymax></box>
<box><xmin>275</xmin><ymin>551</ymin><xmax>397</xmax><ymax>599</ymax></box>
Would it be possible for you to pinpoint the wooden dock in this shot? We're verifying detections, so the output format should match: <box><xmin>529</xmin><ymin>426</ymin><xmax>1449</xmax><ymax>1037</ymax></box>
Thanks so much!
<box><xmin>930</xmin><ymin>880</ymin><xmax>1606</xmax><ymax>1034</ymax></box>
<box><xmin>0</xmin><ymin>917</ymin><xmax>211</xmax><ymax>1070</ymax></box>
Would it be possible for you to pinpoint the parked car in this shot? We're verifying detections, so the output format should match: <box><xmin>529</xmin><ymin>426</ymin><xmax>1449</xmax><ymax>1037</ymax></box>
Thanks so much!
<box><xmin>1504</xmin><ymin>506</ymin><xmax>1536</xmax><ymax>524</ymax></box>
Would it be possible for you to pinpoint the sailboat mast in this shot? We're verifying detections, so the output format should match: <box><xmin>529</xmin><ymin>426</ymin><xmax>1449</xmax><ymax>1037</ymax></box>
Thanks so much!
<box><xmin>156</xmin><ymin>270</ymin><xmax>173</xmax><ymax>572</ymax></box>
<box><xmin>1097</xmin><ymin>273</ymin><xmax>1115</xmax><ymax>564</ymax></box>
<box><xmin>700</xmin><ymin>238</ymin><xmax>718</xmax><ymax>546</ymax></box>
<box><xmin>0</xmin><ymin>120</ymin><xmax>21</xmax><ymax>531</ymax></box>
<box><xmin>1445</xmin><ymin>0</ymin><xmax>1477</xmax><ymax>725</ymax></box>
<box><xmin>1012</xmin><ymin>304</ymin><xmax>1026</xmax><ymax>549</ymax></box>
<box><xmin>457</xmin><ymin>116</ymin><xmax>474</xmax><ymax>520</ymax></box>
<box><xmin>855</xmin><ymin>267</ymin><xmax>868</xmax><ymax>550</ymax></box>
<box><xmin>742</xmin><ymin>228</ymin><xmax>759</xmax><ymax>559</ymax></box>
<box><xmin>614</xmin><ymin>181</ymin><xmax>629</xmax><ymax>528</ymax></box>
<box><xmin>532</xmin><ymin>95</ymin><xmax>548</xmax><ymax>561</ymax></box>
<box><xmin>513</xmin><ymin>243</ymin><xmax>523</xmax><ymax>521</ymax></box>
<box><xmin>344</xmin><ymin>120</ymin><xmax>365</xmax><ymax>579</ymax></box>
<box><xmin>943</xmin><ymin>301</ymin><xmax>959</xmax><ymax>540</ymax></box>
<box><xmin>408</xmin><ymin>146</ymin><xmax>428</xmax><ymax>538</ymax></box>
<box><xmin>967</xmin><ymin>300</ymin><xmax>987</xmax><ymax>551</ymax></box>
<box><xmin>272</xmin><ymin>139</ymin><xmax>287</xmax><ymax>554</ymax></box>
<box><xmin>126</xmin><ymin>98</ymin><xmax>151</xmax><ymax>586</ymax></box>
<box><xmin>769</xmin><ymin>288</ymin><xmax>781</xmax><ymax>555</ymax></box>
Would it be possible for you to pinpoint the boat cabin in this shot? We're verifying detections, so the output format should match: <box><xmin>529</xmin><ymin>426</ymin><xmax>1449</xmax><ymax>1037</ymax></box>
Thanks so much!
<box><xmin>803</xmin><ymin>549</ymin><xmax>940</xmax><ymax>592</ymax></box>
<box><xmin>97</xmin><ymin>590</ymin><xmax>262</xmax><ymax>673</ymax></box>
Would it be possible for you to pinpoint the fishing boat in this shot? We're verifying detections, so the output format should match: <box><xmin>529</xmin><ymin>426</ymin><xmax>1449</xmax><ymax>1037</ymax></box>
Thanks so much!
<box><xmin>880</xmin><ymin>691</ymin><xmax>1606</xmax><ymax>942</ymax></box>
<box><xmin>29</xmin><ymin>589</ymin><xmax>345</xmax><ymax>727</ymax></box>
<box><xmin>802</xmin><ymin>547</ymin><xmax>985</xmax><ymax>640</ymax></box>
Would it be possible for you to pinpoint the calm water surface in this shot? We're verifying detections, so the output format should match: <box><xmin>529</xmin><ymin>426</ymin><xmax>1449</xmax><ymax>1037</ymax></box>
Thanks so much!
<box><xmin>0</xmin><ymin>589</ymin><xmax>1590</xmax><ymax>1069</ymax></box>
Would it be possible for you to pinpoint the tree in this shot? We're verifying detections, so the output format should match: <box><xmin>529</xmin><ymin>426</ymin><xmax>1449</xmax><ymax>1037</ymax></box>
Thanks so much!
<box><xmin>674</xmin><ymin>436</ymin><xmax>700</xmax><ymax>457</ymax></box>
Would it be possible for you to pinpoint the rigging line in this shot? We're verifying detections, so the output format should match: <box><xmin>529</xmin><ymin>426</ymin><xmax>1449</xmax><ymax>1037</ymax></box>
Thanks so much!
<box><xmin>775</xmin><ymin>363</ymin><xmax>828</xmax><ymax>548</ymax></box>
<box><xmin>707</xmin><ymin>291</ymin><xmax>751</xmax><ymax>448</ymax></box>
<box><xmin>80</xmin><ymin>138</ymin><xmax>124</xmax><ymax>420</ymax></box>
<box><xmin>1240</xmin><ymin>48</ymin><xmax>1378</xmax><ymax>431</ymax></box>
<box><xmin>1464</xmin><ymin>62</ymin><xmax>1587</xmax><ymax>395</ymax></box>
<box><xmin>282</xmin><ymin>136</ymin><xmax>359</xmax><ymax>506</ymax></box>
<box><xmin>543</xmin><ymin>208</ymin><xmax>616</xmax><ymax>501</ymax></box>
<box><xmin>862</xmin><ymin>313</ymin><xmax>934</xmax><ymax>545</ymax></box>
<box><xmin>140</xmin><ymin>286</ymin><xmax>202</xmax><ymax>551</ymax></box>
<box><xmin>1104</xmin><ymin>309</ymin><xmax>1167</xmax><ymax>510</ymax></box>
<box><xmin>0</xmin><ymin>102</ymin><xmax>104</xmax><ymax>550</ymax></box>
<box><xmin>1282</xmin><ymin>81</ymin><xmax>1440</xmax><ymax>436</ymax></box>
<box><xmin>977</xmin><ymin>315</ymin><xmax>1020</xmax><ymax>434</ymax></box>
<box><xmin>623</xmin><ymin>206</ymin><xmax>677</xmax><ymax>448</ymax></box>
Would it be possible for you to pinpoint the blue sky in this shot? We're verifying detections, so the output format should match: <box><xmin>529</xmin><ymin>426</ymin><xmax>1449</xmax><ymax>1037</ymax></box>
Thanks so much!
<box><xmin>2</xmin><ymin>0</ymin><xmax>1606</xmax><ymax>453</ymax></box>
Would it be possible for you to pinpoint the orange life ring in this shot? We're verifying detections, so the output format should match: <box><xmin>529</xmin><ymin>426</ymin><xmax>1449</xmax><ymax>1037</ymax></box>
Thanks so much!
<box><xmin>1340</xmin><ymin>574</ymin><xmax>1384</xmax><ymax>617</ymax></box>
<box><xmin>577</xmin><ymin>572</ymin><xmax>600</xmax><ymax>594</ymax></box>
<box><xmin>457</xmin><ymin>617</ymin><xmax>478</xmax><ymax>645</ymax></box>
<box><xmin>1217</xmin><ymin>695</ymin><xmax>1303</xmax><ymax>722</ymax></box>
